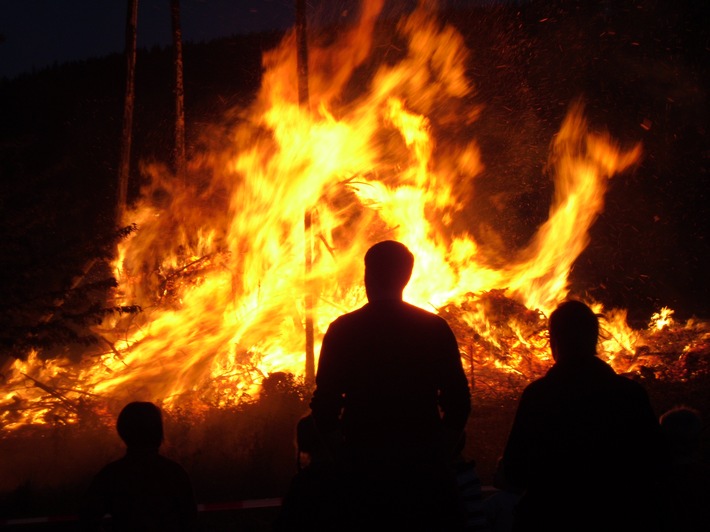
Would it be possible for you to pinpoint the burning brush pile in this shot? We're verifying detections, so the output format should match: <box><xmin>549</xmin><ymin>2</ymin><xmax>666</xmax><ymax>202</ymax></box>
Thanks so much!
<box><xmin>1</xmin><ymin>0</ymin><xmax>709</xmax><ymax>510</ymax></box>
<box><xmin>441</xmin><ymin>291</ymin><xmax>710</xmax><ymax>401</ymax></box>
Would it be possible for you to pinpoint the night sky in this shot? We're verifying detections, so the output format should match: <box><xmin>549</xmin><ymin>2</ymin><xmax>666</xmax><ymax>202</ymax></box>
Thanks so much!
<box><xmin>0</xmin><ymin>1</ymin><xmax>508</xmax><ymax>80</ymax></box>
<box><xmin>0</xmin><ymin>0</ymin><xmax>296</xmax><ymax>80</ymax></box>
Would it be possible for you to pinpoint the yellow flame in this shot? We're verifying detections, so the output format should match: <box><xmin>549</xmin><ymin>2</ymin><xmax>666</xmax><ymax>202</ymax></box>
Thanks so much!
<box><xmin>4</xmin><ymin>2</ymin><xmax>697</xmax><ymax>432</ymax></box>
<box><xmin>649</xmin><ymin>307</ymin><xmax>674</xmax><ymax>331</ymax></box>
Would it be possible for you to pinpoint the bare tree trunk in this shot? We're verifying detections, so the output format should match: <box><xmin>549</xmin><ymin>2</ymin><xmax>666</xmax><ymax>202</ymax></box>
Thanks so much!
<box><xmin>171</xmin><ymin>0</ymin><xmax>186</xmax><ymax>181</ymax></box>
<box><xmin>117</xmin><ymin>0</ymin><xmax>138</xmax><ymax>225</ymax></box>
<box><xmin>296</xmin><ymin>0</ymin><xmax>315</xmax><ymax>387</ymax></box>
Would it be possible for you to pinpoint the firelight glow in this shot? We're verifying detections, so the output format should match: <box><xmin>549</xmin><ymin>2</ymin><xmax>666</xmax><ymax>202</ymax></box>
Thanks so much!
<box><xmin>2</xmin><ymin>1</ymin><xmax>703</xmax><ymax>432</ymax></box>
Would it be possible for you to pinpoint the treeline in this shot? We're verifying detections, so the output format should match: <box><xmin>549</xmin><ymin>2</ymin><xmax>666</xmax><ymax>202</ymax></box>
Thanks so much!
<box><xmin>0</xmin><ymin>31</ymin><xmax>283</xmax><ymax>362</ymax></box>
<box><xmin>0</xmin><ymin>30</ymin><xmax>283</xmax><ymax>227</ymax></box>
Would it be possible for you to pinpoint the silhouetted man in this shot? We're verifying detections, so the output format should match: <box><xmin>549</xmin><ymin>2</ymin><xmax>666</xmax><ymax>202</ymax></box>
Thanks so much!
<box><xmin>80</xmin><ymin>401</ymin><xmax>197</xmax><ymax>531</ymax></box>
<box><xmin>309</xmin><ymin>240</ymin><xmax>471</xmax><ymax>530</ymax></box>
<box><xmin>502</xmin><ymin>300</ymin><xmax>669</xmax><ymax>531</ymax></box>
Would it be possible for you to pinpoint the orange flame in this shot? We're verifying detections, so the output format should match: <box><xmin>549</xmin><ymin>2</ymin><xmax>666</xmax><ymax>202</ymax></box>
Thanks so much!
<box><xmin>2</xmin><ymin>2</ymin><xmax>704</xmax><ymax>432</ymax></box>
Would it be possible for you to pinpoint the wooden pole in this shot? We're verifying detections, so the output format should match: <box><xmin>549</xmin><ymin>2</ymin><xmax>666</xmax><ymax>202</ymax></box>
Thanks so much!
<box><xmin>171</xmin><ymin>0</ymin><xmax>186</xmax><ymax>181</ymax></box>
<box><xmin>296</xmin><ymin>0</ymin><xmax>315</xmax><ymax>387</ymax></box>
<box><xmin>117</xmin><ymin>0</ymin><xmax>138</xmax><ymax>225</ymax></box>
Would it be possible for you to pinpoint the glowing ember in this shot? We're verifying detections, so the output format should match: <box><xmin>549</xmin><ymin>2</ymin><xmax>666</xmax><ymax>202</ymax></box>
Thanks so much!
<box><xmin>1</xmin><ymin>2</ymin><xmax>708</xmax><ymax>432</ymax></box>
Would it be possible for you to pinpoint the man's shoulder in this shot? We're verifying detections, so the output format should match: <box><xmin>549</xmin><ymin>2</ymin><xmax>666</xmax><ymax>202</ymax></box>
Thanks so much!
<box><xmin>609</xmin><ymin>371</ymin><xmax>652</xmax><ymax>399</ymax></box>
<box><xmin>329</xmin><ymin>304</ymin><xmax>368</xmax><ymax>326</ymax></box>
<box><xmin>96</xmin><ymin>455</ymin><xmax>128</xmax><ymax>474</ymax></box>
<box><xmin>153</xmin><ymin>454</ymin><xmax>192</xmax><ymax>477</ymax></box>
<box><xmin>328</xmin><ymin>301</ymin><xmax>450</xmax><ymax>334</ymax></box>
<box><xmin>334</xmin><ymin>300</ymin><xmax>440</xmax><ymax>319</ymax></box>
<box><xmin>520</xmin><ymin>376</ymin><xmax>549</xmax><ymax>398</ymax></box>
<box><xmin>523</xmin><ymin>362</ymin><xmax>652</xmax><ymax>405</ymax></box>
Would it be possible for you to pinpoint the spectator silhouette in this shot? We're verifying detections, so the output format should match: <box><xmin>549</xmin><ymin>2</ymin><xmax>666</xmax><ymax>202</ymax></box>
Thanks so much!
<box><xmin>501</xmin><ymin>299</ymin><xmax>669</xmax><ymax>531</ymax></box>
<box><xmin>80</xmin><ymin>401</ymin><xmax>197</xmax><ymax>531</ymax></box>
<box><xmin>273</xmin><ymin>413</ymin><xmax>342</xmax><ymax>530</ymax></box>
<box><xmin>658</xmin><ymin>405</ymin><xmax>710</xmax><ymax>531</ymax></box>
<box><xmin>308</xmin><ymin>240</ymin><xmax>472</xmax><ymax>530</ymax></box>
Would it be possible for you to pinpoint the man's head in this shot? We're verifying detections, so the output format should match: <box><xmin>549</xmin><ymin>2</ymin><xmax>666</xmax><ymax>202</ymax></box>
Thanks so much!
<box><xmin>364</xmin><ymin>240</ymin><xmax>414</xmax><ymax>301</ymax></box>
<box><xmin>548</xmin><ymin>300</ymin><xmax>599</xmax><ymax>362</ymax></box>
<box><xmin>116</xmin><ymin>401</ymin><xmax>164</xmax><ymax>450</ymax></box>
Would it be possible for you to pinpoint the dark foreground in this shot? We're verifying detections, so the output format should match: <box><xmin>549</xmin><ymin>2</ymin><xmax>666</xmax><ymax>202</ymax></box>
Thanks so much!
<box><xmin>1</xmin><ymin>503</ymin><xmax>282</xmax><ymax>531</ymax></box>
<box><xmin>1</xmin><ymin>376</ymin><xmax>708</xmax><ymax>531</ymax></box>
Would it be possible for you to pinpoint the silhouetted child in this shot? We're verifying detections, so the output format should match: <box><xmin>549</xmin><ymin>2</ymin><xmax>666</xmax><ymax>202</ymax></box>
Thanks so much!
<box><xmin>273</xmin><ymin>413</ymin><xmax>343</xmax><ymax>531</ymax></box>
<box><xmin>80</xmin><ymin>401</ymin><xmax>197</xmax><ymax>531</ymax></box>
<box><xmin>659</xmin><ymin>405</ymin><xmax>710</xmax><ymax>531</ymax></box>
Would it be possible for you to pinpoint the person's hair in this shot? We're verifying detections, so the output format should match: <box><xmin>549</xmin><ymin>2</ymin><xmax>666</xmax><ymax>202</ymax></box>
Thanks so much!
<box><xmin>548</xmin><ymin>300</ymin><xmax>599</xmax><ymax>360</ymax></box>
<box><xmin>364</xmin><ymin>240</ymin><xmax>414</xmax><ymax>292</ymax></box>
<box><xmin>116</xmin><ymin>401</ymin><xmax>164</xmax><ymax>449</ymax></box>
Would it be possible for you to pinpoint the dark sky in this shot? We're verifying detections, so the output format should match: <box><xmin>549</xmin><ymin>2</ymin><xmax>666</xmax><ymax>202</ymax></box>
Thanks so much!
<box><xmin>0</xmin><ymin>0</ymin><xmax>514</xmax><ymax>80</ymax></box>
<box><xmin>0</xmin><ymin>0</ymin><xmax>297</xmax><ymax>80</ymax></box>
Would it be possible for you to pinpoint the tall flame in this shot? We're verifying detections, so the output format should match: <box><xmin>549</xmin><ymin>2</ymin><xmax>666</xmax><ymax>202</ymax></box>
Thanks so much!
<box><xmin>4</xmin><ymin>1</ymin><xmax>701</xmax><ymax>433</ymax></box>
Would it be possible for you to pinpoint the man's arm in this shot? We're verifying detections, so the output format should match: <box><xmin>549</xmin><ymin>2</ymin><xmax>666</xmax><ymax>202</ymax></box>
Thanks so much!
<box><xmin>78</xmin><ymin>468</ymin><xmax>110</xmax><ymax>531</ymax></box>
<box><xmin>437</xmin><ymin>320</ymin><xmax>471</xmax><ymax>457</ymax></box>
<box><xmin>501</xmin><ymin>386</ymin><xmax>535</xmax><ymax>492</ymax></box>
<box><xmin>309</xmin><ymin>320</ymin><xmax>346</xmax><ymax>439</ymax></box>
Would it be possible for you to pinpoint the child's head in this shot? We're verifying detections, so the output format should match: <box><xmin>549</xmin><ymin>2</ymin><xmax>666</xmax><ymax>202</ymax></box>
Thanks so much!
<box><xmin>116</xmin><ymin>401</ymin><xmax>164</xmax><ymax>450</ymax></box>
<box><xmin>659</xmin><ymin>405</ymin><xmax>703</xmax><ymax>458</ymax></box>
<box><xmin>296</xmin><ymin>414</ymin><xmax>332</xmax><ymax>469</ymax></box>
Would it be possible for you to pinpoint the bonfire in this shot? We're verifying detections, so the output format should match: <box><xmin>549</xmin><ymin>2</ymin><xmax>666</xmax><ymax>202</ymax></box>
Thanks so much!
<box><xmin>1</xmin><ymin>0</ymin><xmax>708</xmax><ymax>466</ymax></box>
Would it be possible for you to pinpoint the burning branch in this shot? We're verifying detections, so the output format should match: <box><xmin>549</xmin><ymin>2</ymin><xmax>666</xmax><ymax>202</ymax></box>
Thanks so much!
<box><xmin>20</xmin><ymin>373</ymin><xmax>77</xmax><ymax>413</ymax></box>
